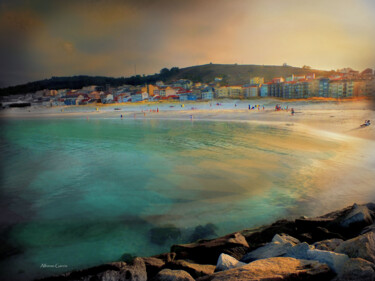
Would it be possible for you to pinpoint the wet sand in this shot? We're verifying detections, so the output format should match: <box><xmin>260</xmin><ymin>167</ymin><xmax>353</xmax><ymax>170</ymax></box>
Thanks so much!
<box><xmin>2</xmin><ymin>98</ymin><xmax>375</xmax><ymax>140</ymax></box>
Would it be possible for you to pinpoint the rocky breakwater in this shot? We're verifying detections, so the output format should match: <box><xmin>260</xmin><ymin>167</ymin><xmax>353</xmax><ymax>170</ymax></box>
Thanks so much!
<box><xmin>39</xmin><ymin>202</ymin><xmax>375</xmax><ymax>281</ymax></box>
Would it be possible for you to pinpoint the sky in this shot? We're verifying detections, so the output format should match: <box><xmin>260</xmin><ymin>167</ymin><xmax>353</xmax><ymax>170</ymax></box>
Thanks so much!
<box><xmin>1</xmin><ymin>0</ymin><xmax>375</xmax><ymax>87</ymax></box>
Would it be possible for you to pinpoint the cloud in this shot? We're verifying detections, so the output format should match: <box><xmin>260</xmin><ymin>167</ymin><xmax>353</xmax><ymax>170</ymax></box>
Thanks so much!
<box><xmin>0</xmin><ymin>0</ymin><xmax>374</xmax><ymax>86</ymax></box>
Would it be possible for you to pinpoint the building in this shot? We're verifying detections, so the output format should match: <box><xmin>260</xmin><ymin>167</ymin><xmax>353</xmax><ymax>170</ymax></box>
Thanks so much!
<box><xmin>228</xmin><ymin>86</ymin><xmax>243</xmax><ymax>98</ymax></box>
<box><xmin>318</xmin><ymin>78</ymin><xmax>330</xmax><ymax>97</ymax></box>
<box><xmin>282</xmin><ymin>82</ymin><xmax>296</xmax><ymax>99</ymax></box>
<box><xmin>250</xmin><ymin>77</ymin><xmax>264</xmax><ymax>85</ymax></box>
<box><xmin>269</xmin><ymin>83</ymin><xmax>283</xmax><ymax>98</ymax></box>
<box><xmin>260</xmin><ymin>83</ymin><xmax>270</xmax><ymax>97</ymax></box>
<box><xmin>201</xmin><ymin>87</ymin><xmax>215</xmax><ymax>100</ymax></box>
<box><xmin>328</xmin><ymin>80</ymin><xmax>346</xmax><ymax>98</ymax></box>
<box><xmin>244</xmin><ymin>86</ymin><xmax>259</xmax><ymax>97</ymax></box>
<box><xmin>215</xmin><ymin>87</ymin><xmax>229</xmax><ymax>98</ymax></box>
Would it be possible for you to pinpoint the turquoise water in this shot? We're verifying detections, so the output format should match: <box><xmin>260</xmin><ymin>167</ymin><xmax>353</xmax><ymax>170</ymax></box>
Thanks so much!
<box><xmin>0</xmin><ymin>118</ymin><xmax>362</xmax><ymax>280</ymax></box>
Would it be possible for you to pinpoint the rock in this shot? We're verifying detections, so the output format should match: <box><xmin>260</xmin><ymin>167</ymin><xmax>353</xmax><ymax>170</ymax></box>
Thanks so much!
<box><xmin>333</xmin><ymin>258</ymin><xmax>375</xmax><ymax>281</ymax></box>
<box><xmin>306</xmin><ymin>248</ymin><xmax>349</xmax><ymax>274</ymax></box>
<box><xmin>313</xmin><ymin>238</ymin><xmax>344</xmax><ymax>251</ymax></box>
<box><xmin>340</xmin><ymin>204</ymin><xmax>373</xmax><ymax>229</ymax></box>
<box><xmin>152</xmin><ymin>269</ymin><xmax>194</xmax><ymax>281</ymax></box>
<box><xmin>367</xmin><ymin>203</ymin><xmax>375</xmax><ymax>213</ymax></box>
<box><xmin>165</xmin><ymin>259</ymin><xmax>215</xmax><ymax>278</ymax></box>
<box><xmin>286</xmin><ymin>242</ymin><xmax>349</xmax><ymax>273</ymax></box>
<box><xmin>40</xmin><ymin>258</ymin><xmax>148</xmax><ymax>281</ymax></box>
<box><xmin>295</xmin><ymin>217</ymin><xmax>335</xmax><ymax>230</ymax></box>
<box><xmin>242</xmin><ymin>220</ymin><xmax>300</xmax><ymax>250</ymax></box>
<box><xmin>190</xmin><ymin>223</ymin><xmax>217</xmax><ymax>242</ymax></box>
<box><xmin>311</xmin><ymin>227</ymin><xmax>345</xmax><ymax>241</ymax></box>
<box><xmin>196</xmin><ymin>257</ymin><xmax>333</xmax><ymax>281</ymax></box>
<box><xmin>149</xmin><ymin>225</ymin><xmax>181</xmax><ymax>246</ymax></box>
<box><xmin>171</xmin><ymin>232</ymin><xmax>249</xmax><ymax>264</ymax></box>
<box><xmin>361</xmin><ymin>223</ymin><xmax>375</xmax><ymax>235</ymax></box>
<box><xmin>272</xmin><ymin>233</ymin><xmax>300</xmax><ymax>244</ymax></box>
<box><xmin>241</xmin><ymin>234</ymin><xmax>298</xmax><ymax>262</ymax></box>
<box><xmin>153</xmin><ymin>252</ymin><xmax>176</xmax><ymax>263</ymax></box>
<box><xmin>335</xmin><ymin>232</ymin><xmax>375</xmax><ymax>263</ymax></box>
<box><xmin>285</xmin><ymin>242</ymin><xmax>313</xmax><ymax>260</ymax></box>
<box><xmin>141</xmin><ymin>257</ymin><xmax>165</xmax><ymax>280</ymax></box>
<box><xmin>215</xmin><ymin>253</ymin><xmax>246</xmax><ymax>272</ymax></box>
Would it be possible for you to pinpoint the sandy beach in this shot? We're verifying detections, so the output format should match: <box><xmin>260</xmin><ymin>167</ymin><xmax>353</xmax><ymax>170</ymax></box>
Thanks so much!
<box><xmin>2</xmin><ymin>98</ymin><xmax>375</xmax><ymax>141</ymax></box>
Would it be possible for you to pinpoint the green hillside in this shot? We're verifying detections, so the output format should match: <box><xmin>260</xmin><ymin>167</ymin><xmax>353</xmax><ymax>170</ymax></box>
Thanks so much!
<box><xmin>168</xmin><ymin>64</ymin><xmax>333</xmax><ymax>85</ymax></box>
<box><xmin>0</xmin><ymin>64</ymin><xmax>334</xmax><ymax>96</ymax></box>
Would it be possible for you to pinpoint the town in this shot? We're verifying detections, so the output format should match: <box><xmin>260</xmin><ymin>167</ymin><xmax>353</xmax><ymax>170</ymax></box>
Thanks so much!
<box><xmin>1</xmin><ymin>67</ymin><xmax>374</xmax><ymax>108</ymax></box>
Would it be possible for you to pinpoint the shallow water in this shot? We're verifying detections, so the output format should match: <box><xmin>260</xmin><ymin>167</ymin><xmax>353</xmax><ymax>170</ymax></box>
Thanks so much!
<box><xmin>0</xmin><ymin>118</ymin><xmax>374</xmax><ymax>280</ymax></box>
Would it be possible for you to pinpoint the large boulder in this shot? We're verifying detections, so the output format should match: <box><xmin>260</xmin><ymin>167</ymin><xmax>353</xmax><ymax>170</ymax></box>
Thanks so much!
<box><xmin>335</xmin><ymin>232</ymin><xmax>375</xmax><ymax>263</ymax></box>
<box><xmin>339</xmin><ymin>204</ymin><xmax>374</xmax><ymax>229</ymax></box>
<box><xmin>39</xmin><ymin>258</ymin><xmax>147</xmax><ymax>281</ymax></box>
<box><xmin>171</xmin><ymin>232</ymin><xmax>249</xmax><ymax>264</ymax></box>
<box><xmin>196</xmin><ymin>257</ymin><xmax>333</xmax><ymax>281</ymax></box>
<box><xmin>306</xmin><ymin>249</ymin><xmax>349</xmax><ymax>274</ymax></box>
<box><xmin>313</xmin><ymin>238</ymin><xmax>344</xmax><ymax>251</ymax></box>
<box><xmin>333</xmin><ymin>258</ymin><xmax>375</xmax><ymax>281</ymax></box>
<box><xmin>285</xmin><ymin>242</ymin><xmax>313</xmax><ymax>260</ymax></box>
<box><xmin>242</xmin><ymin>220</ymin><xmax>300</xmax><ymax>250</ymax></box>
<box><xmin>295</xmin><ymin>217</ymin><xmax>335</xmax><ymax>230</ymax></box>
<box><xmin>152</xmin><ymin>269</ymin><xmax>194</xmax><ymax>281</ymax></box>
<box><xmin>285</xmin><ymin>242</ymin><xmax>349</xmax><ymax>273</ymax></box>
<box><xmin>241</xmin><ymin>234</ymin><xmax>298</xmax><ymax>262</ymax></box>
<box><xmin>215</xmin><ymin>253</ymin><xmax>246</xmax><ymax>272</ymax></box>
<box><xmin>141</xmin><ymin>257</ymin><xmax>165</xmax><ymax>280</ymax></box>
<box><xmin>165</xmin><ymin>259</ymin><xmax>215</xmax><ymax>279</ymax></box>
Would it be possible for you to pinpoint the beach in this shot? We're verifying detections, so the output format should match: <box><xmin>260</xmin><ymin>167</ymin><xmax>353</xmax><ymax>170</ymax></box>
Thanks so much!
<box><xmin>2</xmin><ymin>98</ymin><xmax>375</xmax><ymax>140</ymax></box>
<box><xmin>1</xmin><ymin>98</ymin><xmax>375</xmax><ymax>280</ymax></box>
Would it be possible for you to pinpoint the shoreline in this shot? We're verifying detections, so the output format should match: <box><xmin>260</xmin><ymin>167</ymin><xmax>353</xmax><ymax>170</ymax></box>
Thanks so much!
<box><xmin>38</xmin><ymin>202</ymin><xmax>375</xmax><ymax>281</ymax></box>
<box><xmin>1</xmin><ymin>99</ymin><xmax>375</xmax><ymax>141</ymax></box>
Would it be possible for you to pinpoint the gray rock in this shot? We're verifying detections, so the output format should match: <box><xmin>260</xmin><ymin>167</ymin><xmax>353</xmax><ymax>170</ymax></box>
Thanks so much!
<box><xmin>314</xmin><ymin>238</ymin><xmax>344</xmax><ymax>251</ymax></box>
<box><xmin>153</xmin><ymin>269</ymin><xmax>195</xmax><ymax>281</ymax></box>
<box><xmin>306</xmin><ymin>248</ymin><xmax>349</xmax><ymax>274</ymax></box>
<box><xmin>335</xmin><ymin>232</ymin><xmax>375</xmax><ymax>263</ymax></box>
<box><xmin>241</xmin><ymin>234</ymin><xmax>298</xmax><ymax>262</ymax></box>
<box><xmin>272</xmin><ymin>233</ymin><xmax>300</xmax><ymax>244</ymax></box>
<box><xmin>285</xmin><ymin>242</ymin><xmax>349</xmax><ymax>273</ymax></box>
<box><xmin>340</xmin><ymin>204</ymin><xmax>373</xmax><ymax>228</ymax></box>
<box><xmin>196</xmin><ymin>257</ymin><xmax>334</xmax><ymax>281</ymax></box>
<box><xmin>285</xmin><ymin>242</ymin><xmax>313</xmax><ymax>260</ymax></box>
<box><xmin>215</xmin><ymin>253</ymin><xmax>246</xmax><ymax>272</ymax></box>
<box><xmin>333</xmin><ymin>258</ymin><xmax>375</xmax><ymax>281</ymax></box>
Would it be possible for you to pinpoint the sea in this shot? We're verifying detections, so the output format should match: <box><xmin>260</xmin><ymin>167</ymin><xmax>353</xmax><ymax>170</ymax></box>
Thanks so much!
<box><xmin>0</xmin><ymin>117</ymin><xmax>374</xmax><ymax>280</ymax></box>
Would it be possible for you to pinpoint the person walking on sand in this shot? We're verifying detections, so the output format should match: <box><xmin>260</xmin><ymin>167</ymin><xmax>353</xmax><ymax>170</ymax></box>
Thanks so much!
<box><xmin>291</xmin><ymin>108</ymin><xmax>295</xmax><ymax>116</ymax></box>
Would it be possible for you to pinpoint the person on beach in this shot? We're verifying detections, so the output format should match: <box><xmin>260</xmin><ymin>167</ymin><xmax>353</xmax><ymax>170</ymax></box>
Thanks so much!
<box><xmin>249</xmin><ymin>105</ymin><xmax>251</xmax><ymax>110</ymax></box>
<box><xmin>121</xmin><ymin>114</ymin><xmax>123</xmax><ymax>119</ymax></box>
<box><xmin>291</xmin><ymin>108</ymin><xmax>295</xmax><ymax>115</ymax></box>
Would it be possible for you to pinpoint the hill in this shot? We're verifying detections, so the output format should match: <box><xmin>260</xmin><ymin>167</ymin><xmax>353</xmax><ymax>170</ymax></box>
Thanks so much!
<box><xmin>0</xmin><ymin>64</ymin><xmax>334</xmax><ymax>96</ymax></box>
<box><xmin>166</xmin><ymin>64</ymin><xmax>333</xmax><ymax>85</ymax></box>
